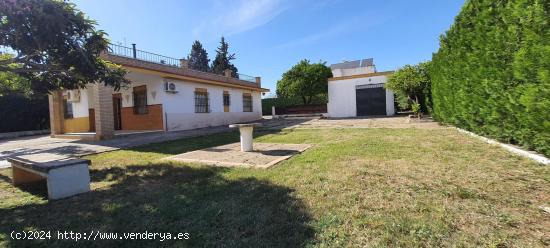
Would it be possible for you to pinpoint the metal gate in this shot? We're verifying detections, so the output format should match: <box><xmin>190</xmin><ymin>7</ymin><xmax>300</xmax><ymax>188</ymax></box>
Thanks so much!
<box><xmin>355</xmin><ymin>84</ymin><xmax>386</xmax><ymax>116</ymax></box>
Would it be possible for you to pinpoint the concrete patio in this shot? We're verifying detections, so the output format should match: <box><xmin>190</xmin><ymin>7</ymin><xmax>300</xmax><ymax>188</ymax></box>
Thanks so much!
<box><xmin>163</xmin><ymin>142</ymin><xmax>311</xmax><ymax>168</ymax></box>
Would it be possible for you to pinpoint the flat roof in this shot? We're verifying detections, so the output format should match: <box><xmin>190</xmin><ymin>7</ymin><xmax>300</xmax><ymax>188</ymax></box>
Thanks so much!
<box><xmin>328</xmin><ymin>71</ymin><xmax>393</xmax><ymax>81</ymax></box>
<box><xmin>102</xmin><ymin>53</ymin><xmax>269</xmax><ymax>92</ymax></box>
<box><xmin>330</xmin><ymin>58</ymin><xmax>374</xmax><ymax>70</ymax></box>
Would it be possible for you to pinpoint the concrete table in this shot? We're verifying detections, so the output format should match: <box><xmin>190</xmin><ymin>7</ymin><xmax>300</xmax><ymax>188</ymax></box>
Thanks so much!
<box><xmin>229</xmin><ymin>123</ymin><xmax>261</xmax><ymax>152</ymax></box>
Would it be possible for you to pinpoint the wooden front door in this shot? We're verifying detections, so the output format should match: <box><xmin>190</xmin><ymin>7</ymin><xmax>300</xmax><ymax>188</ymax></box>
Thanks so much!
<box><xmin>112</xmin><ymin>94</ymin><xmax>122</xmax><ymax>130</ymax></box>
<box><xmin>89</xmin><ymin>109</ymin><xmax>95</xmax><ymax>132</ymax></box>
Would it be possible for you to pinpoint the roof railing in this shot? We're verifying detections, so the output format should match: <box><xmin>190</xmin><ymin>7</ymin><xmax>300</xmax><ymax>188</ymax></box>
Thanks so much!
<box><xmin>236</xmin><ymin>73</ymin><xmax>256</xmax><ymax>82</ymax></box>
<box><xmin>107</xmin><ymin>43</ymin><xmax>257</xmax><ymax>83</ymax></box>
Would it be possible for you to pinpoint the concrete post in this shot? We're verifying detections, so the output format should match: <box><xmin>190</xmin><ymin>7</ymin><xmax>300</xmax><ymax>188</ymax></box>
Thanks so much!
<box><xmin>239</xmin><ymin>126</ymin><xmax>254</xmax><ymax>152</ymax></box>
<box><xmin>272</xmin><ymin>106</ymin><xmax>276</xmax><ymax>119</ymax></box>
<box><xmin>92</xmin><ymin>84</ymin><xmax>114</xmax><ymax>140</ymax></box>
<box><xmin>48</xmin><ymin>90</ymin><xmax>64</xmax><ymax>136</ymax></box>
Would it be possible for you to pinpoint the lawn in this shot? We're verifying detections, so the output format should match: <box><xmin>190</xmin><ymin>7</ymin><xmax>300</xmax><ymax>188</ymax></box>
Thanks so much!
<box><xmin>0</xmin><ymin>128</ymin><xmax>549</xmax><ymax>247</ymax></box>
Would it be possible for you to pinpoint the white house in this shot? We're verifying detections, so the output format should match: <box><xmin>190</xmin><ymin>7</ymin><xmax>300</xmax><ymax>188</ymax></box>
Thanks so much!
<box><xmin>48</xmin><ymin>44</ymin><xmax>268</xmax><ymax>140</ymax></box>
<box><xmin>327</xmin><ymin>58</ymin><xmax>395</xmax><ymax>117</ymax></box>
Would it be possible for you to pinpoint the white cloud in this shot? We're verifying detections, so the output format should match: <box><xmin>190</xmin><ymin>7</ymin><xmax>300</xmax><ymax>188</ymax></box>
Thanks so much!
<box><xmin>192</xmin><ymin>0</ymin><xmax>287</xmax><ymax>39</ymax></box>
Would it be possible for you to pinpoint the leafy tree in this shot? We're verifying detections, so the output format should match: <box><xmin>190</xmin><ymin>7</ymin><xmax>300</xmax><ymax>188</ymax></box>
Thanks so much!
<box><xmin>0</xmin><ymin>53</ymin><xmax>49</xmax><ymax>132</ymax></box>
<box><xmin>384</xmin><ymin>62</ymin><xmax>431</xmax><ymax>115</ymax></box>
<box><xmin>0</xmin><ymin>0</ymin><xmax>129</xmax><ymax>94</ymax></box>
<box><xmin>210</xmin><ymin>36</ymin><xmax>238</xmax><ymax>77</ymax></box>
<box><xmin>430</xmin><ymin>0</ymin><xmax>550</xmax><ymax>156</ymax></box>
<box><xmin>187</xmin><ymin>40</ymin><xmax>210</xmax><ymax>72</ymax></box>
<box><xmin>276</xmin><ymin>59</ymin><xmax>332</xmax><ymax>105</ymax></box>
<box><xmin>0</xmin><ymin>54</ymin><xmax>31</xmax><ymax>96</ymax></box>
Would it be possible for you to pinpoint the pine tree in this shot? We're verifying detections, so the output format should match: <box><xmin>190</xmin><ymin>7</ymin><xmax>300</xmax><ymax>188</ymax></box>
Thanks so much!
<box><xmin>187</xmin><ymin>40</ymin><xmax>210</xmax><ymax>72</ymax></box>
<box><xmin>210</xmin><ymin>36</ymin><xmax>238</xmax><ymax>77</ymax></box>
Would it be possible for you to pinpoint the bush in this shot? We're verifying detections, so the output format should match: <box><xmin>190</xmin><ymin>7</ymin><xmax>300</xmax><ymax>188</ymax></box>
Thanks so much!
<box><xmin>431</xmin><ymin>0</ymin><xmax>550</xmax><ymax>156</ymax></box>
<box><xmin>385</xmin><ymin>63</ymin><xmax>431</xmax><ymax>114</ymax></box>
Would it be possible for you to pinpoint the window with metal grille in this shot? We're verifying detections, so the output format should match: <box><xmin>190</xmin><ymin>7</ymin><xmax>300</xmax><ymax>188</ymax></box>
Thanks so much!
<box><xmin>243</xmin><ymin>94</ymin><xmax>252</xmax><ymax>112</ymax></box>
<box><xmin>63</xmin><ymin>99</ymin><xmax>73</xmax><ymax>119</ymax></box>
<box><xmin>223</xmin><ymin>93</ymin><xmax>230</xmax><ymax>107</ymax></box>
<box><xmin>195</xmin><ymin>91</ymin><xmax>210</xmax><ymax>113</ymax></box>
<box><xmin>133</xmin><ymin>85</ymin><xmax>148</xmax><ymax>115</ymax></box>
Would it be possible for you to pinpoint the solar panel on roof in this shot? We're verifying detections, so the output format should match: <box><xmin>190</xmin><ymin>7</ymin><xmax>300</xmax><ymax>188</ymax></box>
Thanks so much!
<box><xmin>330</xmin><ymin>58</ymin><xmax>374</xmax><ymax>69</ymax></box>
<box><xmin>360</xmin><ymin>58</ymin><xmax>373</xmax><ymax>67</ymax></box>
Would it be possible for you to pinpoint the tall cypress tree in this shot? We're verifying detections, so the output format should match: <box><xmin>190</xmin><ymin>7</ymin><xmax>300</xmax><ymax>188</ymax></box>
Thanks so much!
<box><xmin>187</xmin><ymin>40</ymin><xmax>210</xmax><ymax>72</ymax></box>
<box><xmin>431</xmin><ymin>0</ymin><xmax>550</xmax><ymax>156</ymax></box>
<box><xmin>210</xmin><ymin>36</ymin><xmax>238</xmax><ymax>77</ymax></box>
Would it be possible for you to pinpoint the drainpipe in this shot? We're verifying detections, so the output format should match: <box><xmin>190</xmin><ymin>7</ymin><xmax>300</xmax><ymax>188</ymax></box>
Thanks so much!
<box><xmin>164</xmin><ymin>112</ymin><xmax>169</xmax><ymax>131</ymax></box>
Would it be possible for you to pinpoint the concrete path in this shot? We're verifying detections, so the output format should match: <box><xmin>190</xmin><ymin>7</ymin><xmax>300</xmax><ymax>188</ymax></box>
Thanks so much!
<box><xmin>0</xmin><ymin>125</ymin><xmax>234</xmax><ymax>169</ymax></box>
<box><xmin>0</xmin><ymin>116</ymin><xmax>441</xmax><ymax>169</ymax></box>
<box><xmin>260</xmin><ymin>116</ymin><xmax>443</xmax><ymax>130</ymax></box>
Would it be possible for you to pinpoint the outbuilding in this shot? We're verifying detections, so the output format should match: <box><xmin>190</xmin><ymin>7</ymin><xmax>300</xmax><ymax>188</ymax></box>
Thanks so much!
<box><xmin>327</xmin><ymin>59</ymin><xmax>395</xmax><ymax>117</ymax></box>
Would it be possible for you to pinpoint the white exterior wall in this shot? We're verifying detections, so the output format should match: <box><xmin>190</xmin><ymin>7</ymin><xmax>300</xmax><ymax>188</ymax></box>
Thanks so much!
<box><xmin>327</xmin><ymin>75</ymin><xmax>395</xmax><ymax>118</ymax></box>
<box><xmin>331</xmin><ymin>66</ymin><xmax>376</xmax><ymax>77</ymax></box>
<box><xmin>63</xmin><ymin>71</ymin><xmax>263</xmax><ymax>131</ymax></box>
<box><xmin>69</xmin><ymin>89</ymin><xmax>90</xmax><ymax>118</ymax></box>
<box><xmin>119</xmin><ymin>72</ymin><xmax>164</xmax><ymax>108</ymax></box>
<box><xmin>125</xmin><ymin>71</ymin><xmax>262</xmax><ymax>131</ymax></box>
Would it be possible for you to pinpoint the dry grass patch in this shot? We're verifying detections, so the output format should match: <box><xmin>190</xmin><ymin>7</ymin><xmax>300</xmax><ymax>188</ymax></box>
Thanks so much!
<box><xmin>0</xmin><ymin>128</ymin><xmax>548</xmax><ymax>247</ymax></box>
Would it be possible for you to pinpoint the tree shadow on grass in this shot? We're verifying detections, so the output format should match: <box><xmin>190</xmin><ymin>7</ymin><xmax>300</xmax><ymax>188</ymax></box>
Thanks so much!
<box><xmin>0</xmin><ymin>163</ymin><xmax>313</xmax><ymax>247</ymax></box>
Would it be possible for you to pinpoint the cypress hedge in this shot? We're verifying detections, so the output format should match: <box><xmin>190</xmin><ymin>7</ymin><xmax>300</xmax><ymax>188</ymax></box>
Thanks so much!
<box><xmin>431</xmin><ymin>0</ymin><xmax>550</xmax><ymax>156</ymax></box>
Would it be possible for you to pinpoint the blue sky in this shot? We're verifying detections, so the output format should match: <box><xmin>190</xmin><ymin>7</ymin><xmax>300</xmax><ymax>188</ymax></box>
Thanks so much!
<box><xmin>73</xmin><ymin>0</ymin><xmax>464</xmax><ymax>95</ymax></box>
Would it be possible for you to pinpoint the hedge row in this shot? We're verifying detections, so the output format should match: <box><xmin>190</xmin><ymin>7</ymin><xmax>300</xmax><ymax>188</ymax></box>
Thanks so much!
<box><xmin>261</xmin><ymin>95</ymin><xmax>327</xmax><ymax>115</ymax></box>
<box><xmin>0</xmin><ymin>93</ymin><xmax>49</xmax><ymax>133</ymax></box>
<box><xmin>431</xmin><ymin>0</ymin><xmax>550</xmax><ymax>156</ymax></box>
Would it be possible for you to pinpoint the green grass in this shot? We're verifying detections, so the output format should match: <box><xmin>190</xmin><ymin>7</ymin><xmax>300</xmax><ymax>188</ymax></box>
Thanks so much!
<box><xmin>0</xmin><ymin>128</ymin><xmax>549</xmax><ymax>247</ymax></box>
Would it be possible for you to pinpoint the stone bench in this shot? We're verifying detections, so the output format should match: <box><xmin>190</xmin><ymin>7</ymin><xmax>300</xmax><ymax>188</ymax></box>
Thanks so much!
<box><xmin>7</xmin><ymin>154</ymin><xmax>91</xmax><ymax>200</ymax></box>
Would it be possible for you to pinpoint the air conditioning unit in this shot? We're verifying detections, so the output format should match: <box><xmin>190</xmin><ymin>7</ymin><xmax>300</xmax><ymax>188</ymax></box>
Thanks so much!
<box><xmin>164</xmin><ymin>81</ymin><xmax>178</xmax><ymax>93</ymax></box>
<box><xmin>67</xmin><ymin>90</ymin><xmax>81</xmax><ymax>102</ymax></box>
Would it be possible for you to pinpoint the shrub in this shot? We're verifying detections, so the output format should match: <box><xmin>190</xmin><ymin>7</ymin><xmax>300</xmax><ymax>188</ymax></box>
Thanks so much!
<box><xmin>385</xmin><ymin>62</ymin><xmax>432</xmax><ymax>114</ymax></box>
<box><xmin>431</xmin><ymin>0</ymin><xmax>550</xmax><ymax>156</ymax></box>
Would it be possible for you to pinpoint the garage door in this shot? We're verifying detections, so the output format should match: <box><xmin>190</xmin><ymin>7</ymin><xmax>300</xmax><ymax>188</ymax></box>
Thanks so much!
<box><xmin>355</xmin><ymin>84</ymin><xmax>386</xmax><ymax>116</ymax></box>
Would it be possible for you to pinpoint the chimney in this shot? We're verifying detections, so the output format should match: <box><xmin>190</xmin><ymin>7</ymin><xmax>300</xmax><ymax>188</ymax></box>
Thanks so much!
<box><xmin>255</xmin><ymin>77</ymin><xmax>261</xmax><ymax>87</ymax></box>
<box><xmin>223</xmin><ymin>69</ymin><xmax>233</xmax><ymax>77</ymax></box>
<box><xmin>132</xmin><ymin>43</ymin><xmax>137</xmax><ymax>58</ymax></box>
<box><xmin>179</xmin><ymin>59</ymin><xmax>188</xmax><ymax>69</ymax></box>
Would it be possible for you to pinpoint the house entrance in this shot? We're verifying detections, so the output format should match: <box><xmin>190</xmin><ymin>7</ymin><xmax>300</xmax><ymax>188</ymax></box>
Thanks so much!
<box><xmin>113</xmin><ymin>93</ymin><xmax>122</xmax><ymax>130</ymax></box>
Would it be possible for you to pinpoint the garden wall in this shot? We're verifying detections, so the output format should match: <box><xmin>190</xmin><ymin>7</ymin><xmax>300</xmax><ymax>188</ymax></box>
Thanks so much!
<box><xmin>431</xmin><ymin>0</ymin><xmax>550</xmax><ymax>156</ymax></box>
<box><xmin>262</xmin><ymin>95</ymin><xmax>327</xmax><ymax>115</ymax></box>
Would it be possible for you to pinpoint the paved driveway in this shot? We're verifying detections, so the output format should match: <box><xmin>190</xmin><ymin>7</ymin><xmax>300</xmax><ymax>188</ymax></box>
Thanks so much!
<box><xmin>261</xmin><ymin>116</ymin><xmax>442</xmax><ymax>130</ymax></box>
